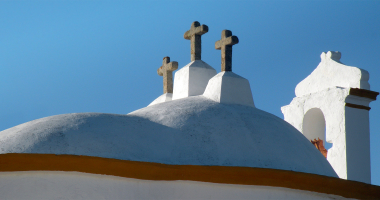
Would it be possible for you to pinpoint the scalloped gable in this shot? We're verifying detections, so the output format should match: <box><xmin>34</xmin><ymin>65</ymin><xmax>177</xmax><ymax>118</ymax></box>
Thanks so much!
<box><xmin>295</xmin><ymin>51</ymin><xmax>370</xmax><ymax>97</ymax></box>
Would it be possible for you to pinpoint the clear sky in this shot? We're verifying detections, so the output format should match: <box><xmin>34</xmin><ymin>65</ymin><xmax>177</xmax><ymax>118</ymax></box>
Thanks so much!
<box><xmin>1</xmin><ymin>0</ymin><xmax>379</xmax><ymax>185</ymax></box>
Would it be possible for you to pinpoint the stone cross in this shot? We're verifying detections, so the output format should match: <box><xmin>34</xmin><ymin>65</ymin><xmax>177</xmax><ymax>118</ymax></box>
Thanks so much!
<box><xmin>215</xmin><ymin>30</ymin><xmax>239</xmax><ymax>71</ymax></box>
<box><xmin>157</xmin><ymin>57</ymin><xmax>178</xmax><ymax>94</ymax></box>
<box><xmin>184</xmin><ymin>21</ymin><xmax>209</xmax><ymax>61</ymax></box>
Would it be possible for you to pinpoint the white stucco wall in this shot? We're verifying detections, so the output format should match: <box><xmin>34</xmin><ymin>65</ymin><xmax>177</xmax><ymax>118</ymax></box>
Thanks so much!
<box><xmin>0</xmin><ymin>171</ymin><xmax>353</xmax><ymax>200</ymax></box>
<box><xmin>172</xmin><ymin>60</ymin><xmax>217</xmax><ymax>100</ymax></box>
<box><xmin>282</xmin><ymin>87</ymin><xmax>350</xmax><ymax>180</ymax></box>
<box><xmin>281</xmin><ymin>51</ymin><xmax>373</xmax><ymax>183</ymax></box>
<box><xmin>295</xmin><ymin>51</ymin><xmax>370</xmax><ymax>97</ymax></box>
<box><xmin>345</xmin><ymin>106</ymin><xmax>371</xmax><ymax>183</ymax></box>
<box><xmin>282</xmin><ymin>86</ymin><xmax>374</xmax><ymax>184</ymax></box>
<box><xmin>148</xmin><ymin>93</ymin><xmax>172</xmax><ymax>106</ymax></box>
<box><xmin>302</xmin><ymin>108</ymin><xmax>326</xmax><ymax>142</ymax></box>
<box><xmin>282</xmin><ymin>52</ymin><xmax>376</xmax><ymax>183</ymax></box>
<box><xmin>0</xmin><ymin>96</ymin><xmax>337</xmax><ymax>177</ymax></box>
<box><xmin>203</xmin><ymin>71</ymin><xmax>255</xmax><ymax>107</ymax></box>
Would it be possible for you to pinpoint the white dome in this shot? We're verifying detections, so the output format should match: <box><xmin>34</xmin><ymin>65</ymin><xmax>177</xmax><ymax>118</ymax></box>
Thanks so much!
<box><xmin>0</xmin><ymin>96</ymin><xmax>337</xmax><ymax>178</ymax></box>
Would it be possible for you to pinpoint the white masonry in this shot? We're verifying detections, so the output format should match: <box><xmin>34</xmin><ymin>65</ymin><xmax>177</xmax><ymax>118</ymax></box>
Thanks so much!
<box><xmin>172</xmin><ymin>21</ymin><xmax>217</xmax><ymax>100</ymax></box>
<box><xmin>203</xmin><ymin>29</ymin><xmax>255</xmax><ymax>107</ymax></box>
<box><xmin>281</xmin><ymin>51</ymin><xmax>378</xmax><ymax>184</ymax></box>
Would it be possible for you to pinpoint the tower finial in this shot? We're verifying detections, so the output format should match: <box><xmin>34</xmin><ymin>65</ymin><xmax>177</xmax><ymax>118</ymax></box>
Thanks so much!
<box><xmin>157</xmin><ymin>57</ymin><xmax>178</xmax><ymax>94</ymax></box>
<box><xmin>215</xmin><ymin>30</ymin><xmax>239</xmax><ymax>71</ymax></box>
<box><xmin>184</xmin><ymin>21</ymin><xmax>209</xmax><ymax>61</ymax></box>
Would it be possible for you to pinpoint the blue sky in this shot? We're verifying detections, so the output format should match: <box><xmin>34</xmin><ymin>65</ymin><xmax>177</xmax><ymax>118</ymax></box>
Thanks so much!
<box><xmin>1</xmin><ymin>0</ymin><xmax>380</xmax><ymax>185</ymax></box>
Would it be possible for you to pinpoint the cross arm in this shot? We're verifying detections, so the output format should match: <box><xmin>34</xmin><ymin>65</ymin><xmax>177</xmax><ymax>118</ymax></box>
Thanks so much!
<box><xmin>157</xmin><ymin>67</ymin><xmax>164</xmax><ymax>76</ymax></box>
<box><xmin>215</xmin><ymin>36</ymin><xmax>239</xmax><ymax>49</ymax></box>
<box><xmin>157</xmin><ymin>62</ymin><xmax>178</xmax><ymax>76</ymax></box>
<box><xmin>215</xmin><ymin>41</ymin><xmax>222</xmax><ymax>50</ymax></box>
<box><xmin>184</xmin><ymin>25</ymin><xmax>209</xmax><ymax>40</ymax></box>
<box><xmin>166</xmin><ymin>61</ymin><xmax>178</xmax><ymax>71</ymax></box>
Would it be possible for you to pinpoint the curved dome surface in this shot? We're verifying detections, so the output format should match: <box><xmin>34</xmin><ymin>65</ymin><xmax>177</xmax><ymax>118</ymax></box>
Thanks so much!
<box><xmin>0</xmin><ymin>96</ymin><xmax>337</xmax><ymax>177</ymax></box>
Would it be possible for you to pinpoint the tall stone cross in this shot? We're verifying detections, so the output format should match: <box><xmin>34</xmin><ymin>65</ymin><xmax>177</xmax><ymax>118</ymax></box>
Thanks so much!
<box><xmin>184</xmin><ymin>21</ymin><xmax>209</xmax><ymax>61</ymax></box>
<box><xmin>215</xmin><ymin>30</ymin><xmax>239</xmax><ymax>71</ymax></box>
<box><xmin>157</xmin><ymin>57</ymin><xmax>178</xmax><ymax>94</ymax></box>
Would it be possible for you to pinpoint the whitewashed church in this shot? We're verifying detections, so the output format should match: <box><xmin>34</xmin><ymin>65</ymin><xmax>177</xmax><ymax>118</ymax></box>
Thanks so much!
<box><xmin>0</xmin><ymin>21</ymin><xmax>379</xmax><ymax>199</ymax></box>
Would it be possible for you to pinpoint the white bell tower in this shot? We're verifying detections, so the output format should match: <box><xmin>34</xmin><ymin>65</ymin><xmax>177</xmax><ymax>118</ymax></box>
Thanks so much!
<box><xmin>281</xmin><ymin>51</ymin><xmax>378</xmax><ymax>184</ymax></box>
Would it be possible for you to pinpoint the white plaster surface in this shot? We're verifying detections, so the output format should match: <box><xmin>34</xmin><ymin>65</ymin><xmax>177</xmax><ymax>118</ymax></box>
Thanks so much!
<box><xmin>148</xmin><ymin>93</ymin><xmax>172</xmax><ymax>106</ymax></box>
<box><xmin>345</xmin><ymin>106</ymin><xmax>371</xmax><ymax>183</ymax></box>
<box><xmin>203</xmin><ymin>71</ymin><xmax>255</xmax><ymax>107</ymax></box>
<box><xmin>0</xmin><ymin>96</ymin><xmax>336</xmax><ymax>177</ymax></box>
<box><xmin>172</xmin><ymin>60</ymin><xmax>217</xmax><ymax>100</ymax></box>
<box><xmin>282</xmin><ymin>51</ymin><xmax>377</xmax><ymax>183</ymax></box>
<box><xmin>282</xmin><ymin>87</ymin><xmax>374</xmax><ymax>183</ymax></box>
<box><xmin>302</xmin><ymin>108</ymin><xmax>326</xmax><ymax>142</ymax></box>
<box><xmin>0</xmin><ymin>171</ymin><xmax>352</xmax><ymax>200</ymax></box>
<box><xmin>295</xmin><ymin>51</ymin><xmax>370</xmax><ymax>97</ymax></box>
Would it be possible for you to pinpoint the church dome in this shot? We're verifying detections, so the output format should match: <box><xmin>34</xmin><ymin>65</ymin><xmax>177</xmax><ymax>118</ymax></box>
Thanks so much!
<box><xmin>0</xmin><ymin>95</ymin><xmax>338</xmax><ymax>178</ymax></box>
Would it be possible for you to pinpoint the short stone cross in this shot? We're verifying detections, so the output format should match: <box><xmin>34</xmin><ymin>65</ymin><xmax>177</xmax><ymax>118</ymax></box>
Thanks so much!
<box><xmin>184</xmin><ymin>21</ymin><xmax>209</xmax><ymax>61</ymax></box>
<box><xmin>157</xmin><ymin>57</ymin><xmax>178</xmax><ymax>94</ymax></box>
<box><xmin>215</xmin><ymin>30</ymin><xmax>239</xmax><ymax>71</ymax></box>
